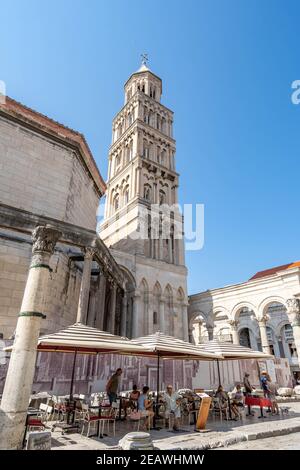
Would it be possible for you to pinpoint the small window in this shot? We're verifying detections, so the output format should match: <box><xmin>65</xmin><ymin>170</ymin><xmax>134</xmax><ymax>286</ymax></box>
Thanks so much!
<box><xmin>124</xmin><ymin>189</ymin><xmax>129</xmax><ymax>205</ymax></box>
<box><xmin>153</xmin><ymin>312</ymin><xmax>158</xmax><ymax>325</ymax></box>
<box><xmin>144</xmin><ymin>185</ymin><xmax>151</xmax><ymax>201</ymax></box>
<box><xmin>114</xmin><ymin>194</ymin><xmax>119</xmax><ymax>211</ymax></box>
<box><xmin>159</xmin><ymin>190</ymin><xmax>166</xmax><ymax>205</ymax></box>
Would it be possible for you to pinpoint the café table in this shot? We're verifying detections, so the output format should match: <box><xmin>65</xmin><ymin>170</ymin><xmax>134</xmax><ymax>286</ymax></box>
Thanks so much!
<box><xmin>244</xmin><ymin>396</ymin><xmax>272</xmax><ymax>418</ymax></box>
<box><xmin>89</xmin><ymin>403</ymin><xmax>111</xmax><ymax>438</ymax></box>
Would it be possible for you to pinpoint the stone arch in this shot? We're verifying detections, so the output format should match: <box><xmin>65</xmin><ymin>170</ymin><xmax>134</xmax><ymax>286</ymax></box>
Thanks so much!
<box><xmin>275</xmin><ymin>319</ymin><xmax>292</xmax><ymax>338</ymax></box>
<box><xmin>153</xmin><ymin>281</ymin><xmax>162</xmax><ymax>296</ymax></box>
<box><xmin>177</xmin><ymin>286</ymin><xmax>185</xmax><ymax>302</ymax></box>
<box><xmin>231</xmin><ymin>301</ymin><xmax>258</xmax><ymax>321</ymax></box>
<box><xmin>258</xmin><ymin>296</ymin><xmax>287</xmax><ymax>317</ymax></box>
<box><xmin>119</xmin><ymin>265</ymin><xmax>136</xmax><ymax>291</ymax></box>
<box><xmin>212</xmin><ymin>306</ymin><xmax>230</xmax><ymax>321</ymax></box>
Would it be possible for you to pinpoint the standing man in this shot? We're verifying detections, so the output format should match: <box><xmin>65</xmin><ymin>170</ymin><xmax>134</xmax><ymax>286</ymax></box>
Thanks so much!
<box><xmin>243</xmin><ymin>373</ymin><xmax>255</xmax><ymax>416</ymax></box>
<box><xmin>163</xmin><ymin>385</ymin><xmax>182</xmax><ymax>431</ymax></box>
<box><xmin>106</xmin><ymin>368</ymin><xmax>122</xmax><ymax>404</ymax></box>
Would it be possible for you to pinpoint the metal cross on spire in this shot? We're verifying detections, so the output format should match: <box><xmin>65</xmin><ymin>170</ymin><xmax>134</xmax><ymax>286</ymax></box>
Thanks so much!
<box><xmin>141</xmin><ymin>53</ymin><xmax>149</xmax><ymax>66</ymax></box>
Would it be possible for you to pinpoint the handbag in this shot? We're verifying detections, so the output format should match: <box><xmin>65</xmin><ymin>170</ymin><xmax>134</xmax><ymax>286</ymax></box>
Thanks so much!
<box><xmin>130</xmin><ymin>410</ymin><xmax>141</xmax><ymax>420</ymax></box>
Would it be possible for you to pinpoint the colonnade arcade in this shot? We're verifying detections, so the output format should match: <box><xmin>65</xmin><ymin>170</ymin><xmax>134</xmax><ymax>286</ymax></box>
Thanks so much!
<box><xmin>189</xmin><ymin>298</ymin><xmax>300</xmax><ymax>368</ymax></box>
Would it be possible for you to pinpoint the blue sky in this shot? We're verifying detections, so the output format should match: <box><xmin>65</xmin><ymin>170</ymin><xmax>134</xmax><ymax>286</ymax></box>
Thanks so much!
<box><xmin>1</xmin><ymin>0</ymin><xmax>300</xmax><ymax>294</ymax></box>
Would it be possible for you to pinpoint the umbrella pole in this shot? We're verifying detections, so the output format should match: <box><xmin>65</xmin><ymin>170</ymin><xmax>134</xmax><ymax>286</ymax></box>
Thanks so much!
<box><xmin>156</xmin><ymin>354</ymin><xmax>160</xmax><ymax>407</ymax></box>
<box><xmin>67</xmin><ymin>350</ymin><xmax>77</xmax><ymax>425</ymax></box>
<box><xmin>70</xmin><ymin>350</ymin><xmax>77</xmax><ymax>399</ymax></box>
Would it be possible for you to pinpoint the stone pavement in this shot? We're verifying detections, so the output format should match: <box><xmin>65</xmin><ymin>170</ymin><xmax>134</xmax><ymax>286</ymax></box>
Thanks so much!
<box><xmin>49</xmin><ymin>402</ymin><xmax>300</xmax><ymax>450</ymax></box>
<box><xmin>217</xmin><ymin>431</ymin><xmax>300</xmax><ymax>450</ymax></box>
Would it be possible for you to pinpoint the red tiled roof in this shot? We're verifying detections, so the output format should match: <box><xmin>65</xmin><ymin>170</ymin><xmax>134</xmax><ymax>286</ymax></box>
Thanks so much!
<box><xmin>0</xmin><ymin>96</ymin><xmax>106</xmax><ymax>196</ymax></box>
<box><xmin>249</xmin><ymin>261</ymin><xmax>300</xmax><ymax>280</ymax></box>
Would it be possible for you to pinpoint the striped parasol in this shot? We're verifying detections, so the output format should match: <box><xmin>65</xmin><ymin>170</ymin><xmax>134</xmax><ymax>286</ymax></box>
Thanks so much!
<box><xmin>130</xmin><ymin>331</ymin><xmax>222</xmax><ymax>416</ymax></box>
<box><xmin>34</xmin><ymin>322</ymin><xmax>151</xmax><ymax>355</ymax></box>
<box><xmin>197</xmin><ymin>339</ymin><xmax>273</xmax><ymax>360</ymax></box>
<box><xmin>197</xmin><ymin>339</ymin><xmax>273</xmax><ymax>394</ymax></box>
<box><xmin>131</xmin><ymin>331</ymin><xmax>223</xmax><ymax>360</ymax></box>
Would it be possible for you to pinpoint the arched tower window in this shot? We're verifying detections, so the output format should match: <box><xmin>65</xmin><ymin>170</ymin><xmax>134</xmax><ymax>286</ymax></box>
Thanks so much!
<box><xmin>159</xmin><ymin>190</ymin><xmax>166</xmax><ymax>205</ymax></box>
<box><xmin>124</xmin><ymin>186</ymin><xmax>129</xmax><ymax>205</ymax></box>
<box><xmin>144</xmin><ymin>184</ymin><xmax>151</xmax><ymax>201</ymax></box>
<box><xmin>113</xmin><ymin>194</ymin><xmax>119</xmax><ymax>212</ymax></box>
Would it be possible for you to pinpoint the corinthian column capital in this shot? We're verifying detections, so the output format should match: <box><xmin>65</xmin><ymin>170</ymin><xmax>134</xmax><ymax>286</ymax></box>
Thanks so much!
<box><xmin>84</xmin><ymin>246</ymin><xmax>96</xmax><ymax>260</ymax></box>
<box><xmin>228</xmin><ymin>320</ymin><xmax>238</xmax><ymax>330</ymax></box>
<box><xmin>286</xmin><ymin>298</ymin><xmax>300</xmax><ymax>314</ymax></box>
<box><xmin>32</xmin><ymin>225</ymin><xmax>61</xmax><ymax>255</ymax></box>
<box><xmin>286</xmin><ymin>298</ymin><xmax>300</xmax><ymax>326</ymax></box>
<box><xmin>258</xmin><ymin>313</ymin><xmax>269</xmax><ymax>325</ymax></box>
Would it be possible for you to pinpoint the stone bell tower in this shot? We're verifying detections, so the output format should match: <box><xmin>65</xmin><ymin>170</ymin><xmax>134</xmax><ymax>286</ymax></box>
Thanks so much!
<box><xmin>100</xmin><ymin>58</ymin><xmax>189</xmax><ymax>341</ymax></box>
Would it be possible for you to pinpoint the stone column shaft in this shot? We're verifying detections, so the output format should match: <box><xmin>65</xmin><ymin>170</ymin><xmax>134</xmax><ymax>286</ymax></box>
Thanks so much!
<box><xmin>132</xmin><ymin>294</ymin><xmax>140</xmax><ymax>338</ymax></box>
<box><xmin>97</xmin><ymin>274</ymin><xmax>106</xmax><ymax>330</ymax></box>
<box><xmin>108</xmin><ymin>283</ymin><xmax>117</xmax><ymax>334</ymax></box>
<box><xmin>182</xmin><ymin>303</ymin><xmax>189</xmax><ymax>342</ymax></box>
<box><xmin>121</xmin><ymin>294</ymin><xmax>128</xmax><ymax>337</ymax></box>
<box><xmin>76</xmin><ymin>248</ymin><xmax>94</xmax><ymax>324</ymax></box>
<box><xmin>0</xmin><ymin>225</ymin><xmax>61</xmax><ymax>449</ymax></box>
<box><xmin>159</xmin><ymin>299</ymin><xmax>165</xmax><ymax>333</ymax></box>
<box><xmin>287</xmin><ymin>298</ymin><xmax>300</xmax><ymax>364</ymax></box>
<box><xmin>258</xmin><ymin>316</ymin><xmax>271</xmax><ymax>355</ymax></box>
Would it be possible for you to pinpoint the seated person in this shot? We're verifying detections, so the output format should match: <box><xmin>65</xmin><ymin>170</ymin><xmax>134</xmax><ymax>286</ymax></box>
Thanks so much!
<box><xmin>137</xmin><ymin>386</ymin><xmax>154</xmax><ymax>430</ymax></box>
<box><xmin>230</xmin><ymin>383</ymin><xmax>244</xmax><ymax>420</ymax></box>
<box><xmin>129</xmin><ymin>385</ymin><xmax>140</xmax><ymax>410</ymax></box>
<box><xmin>214</xmin><ymin>385</ymin><xmax>229</xmax><ymax>418</ymax></box>
<box><xmin>162</xmin><ymin>385</ymin><xmax>182</xmax><ymax>431</ymax></box>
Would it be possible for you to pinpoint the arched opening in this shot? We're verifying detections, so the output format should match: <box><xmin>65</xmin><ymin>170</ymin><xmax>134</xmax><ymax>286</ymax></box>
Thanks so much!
<box><xmin>239</xmin><ymin>327</ymin><xmax>251</xmax><ymax>348</ymax></box>
<box><xmin>119</xmin><ymin>266</ymin><xmax>136</xmax><ymax>338</ymax></box>
<box><xmin>190</xmin><ymin>312</ymin><xmax>208</xmax><ymax>344</ymax></box>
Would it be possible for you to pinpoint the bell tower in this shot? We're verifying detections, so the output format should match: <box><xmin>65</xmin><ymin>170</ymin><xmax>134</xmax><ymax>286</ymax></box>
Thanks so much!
<box><xmin>100</xmin><ymin>58</ymin><xmax>189</xmax><ymax>340</ymax></box>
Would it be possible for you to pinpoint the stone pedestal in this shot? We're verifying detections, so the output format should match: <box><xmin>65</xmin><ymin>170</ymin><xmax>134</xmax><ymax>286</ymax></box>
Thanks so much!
<box><xmin>119</xmin><ymin>432</ymin><xmax>154</xmax><ymax>450</ymax></box>
<box><xmin>0</xmin><ymin>225</ymin><xmax>61</xmax><ymax>449</ymax></box>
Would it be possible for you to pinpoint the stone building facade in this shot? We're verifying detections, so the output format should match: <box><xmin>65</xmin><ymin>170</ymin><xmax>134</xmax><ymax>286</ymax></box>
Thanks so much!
<box><xmin>188</xmin><ymin>262</ymin><xmax>300</xmax><ymax>376</ymax></box>
<box><xmin>0</xmin><ymin>97</ymin><xmax>125</xmax><ymax>341</ymax></box>
<box><xmin>100</xmin><ymin>63</ymin><xmax>189</xmax><ymax>341</ymax></box>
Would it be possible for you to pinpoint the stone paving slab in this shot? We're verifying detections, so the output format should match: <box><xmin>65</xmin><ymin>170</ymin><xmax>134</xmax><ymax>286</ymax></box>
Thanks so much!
<box><xmin>50</xmin><ymin>402</ymin><xmax>300</xmax><ymax>450</ymax></box>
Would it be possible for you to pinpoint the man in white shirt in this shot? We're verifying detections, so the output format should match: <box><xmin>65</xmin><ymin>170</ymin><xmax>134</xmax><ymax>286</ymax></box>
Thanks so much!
<box><xmin>163</xmin><ymin>385</ymin><xmax>182</xmax><ymax>431</ymax></box>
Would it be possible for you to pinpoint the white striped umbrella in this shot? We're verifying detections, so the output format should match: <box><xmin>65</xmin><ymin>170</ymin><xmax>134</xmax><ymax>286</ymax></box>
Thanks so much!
<box><xmin>197</xmin><ymin>339</ymin><xmax>273</xmax><ymax>385</ymax></box>
<box><xmin>131</xmin><ymin>331</ymin><xmax>223</xmax><ymax>360</ymax></box>
<box><xmin>28</xmin><ymin>323</ymin><xmax>153</xmax><ymax>399</ymax></box>
<box><xmin>130</xmin><ymin>331</ymin><xmax>223</xmax><ymax>412</ymax></box>
<box><xmin>36</xmin><ymin>322</ymin><xmax>151</xmax><ymax>355</ymax></box>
